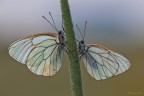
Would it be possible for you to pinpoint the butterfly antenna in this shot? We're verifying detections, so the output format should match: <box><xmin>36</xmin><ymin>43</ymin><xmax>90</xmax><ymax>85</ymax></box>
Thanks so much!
<box><xmin>42</xmin><ymin>16</ymin><xmax>58</xmax><ymax>32</ymax></box>
<box><xmin>49</xmin><ymin>12</ymin><xmax>59</xmax><ymax>32</ymax></box>
<box><xmin>84</xmin><ymin>20</ymin><xmax>87</xmax><ymax>40</ymax></box>
<box><xmin>76</xmin><ymin>24</ymin><xmax>84</xmax><ymax>41</ymax></box>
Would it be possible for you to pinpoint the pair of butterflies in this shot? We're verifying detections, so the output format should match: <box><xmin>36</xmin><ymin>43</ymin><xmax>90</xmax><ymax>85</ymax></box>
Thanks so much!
<box><xmin>8</xmin><ymin>15</ymin><xmax>131</xmax><ymax>80</ymax></box>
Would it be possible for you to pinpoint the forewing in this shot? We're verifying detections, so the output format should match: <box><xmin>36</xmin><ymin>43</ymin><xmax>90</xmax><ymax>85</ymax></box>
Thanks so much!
<box><xmin>8</xmin><ymin>33</ymin><xmax>57</xmax><ymax>64</ymax></box>
<box><xmin>82</xmin><ymin>44</ymin><xmax>130</xmax><ymax>80</ymax></box>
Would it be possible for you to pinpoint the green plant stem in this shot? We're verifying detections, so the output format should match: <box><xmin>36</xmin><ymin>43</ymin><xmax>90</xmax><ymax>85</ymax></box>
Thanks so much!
<box><xmin>60</xmin><ymin>0</ymin><xmax>84</xmax><ymax>96</ymax></box>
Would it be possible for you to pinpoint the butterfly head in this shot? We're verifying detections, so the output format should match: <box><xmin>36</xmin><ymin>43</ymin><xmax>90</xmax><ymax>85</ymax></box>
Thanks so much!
<box><xmin>80</xmin><ymin>40</ymin><xmax>84</xmax><ymax>45</ymax></box>
<box><xmin>58</xmin><ymin>30</ymin><xmax>65</xmax><ymax>46</ymax></box>
<box><xmin>79</xmin><ymin>40</ymin><xmax>85</xmax><ymax>47</ymax></box>
<box><xmin>58</xmin><ymin>30</ymin><xmax>64</xmax><ymax>38</ymax></box>
<box><xmin>78</xmin><ymin>40</ymin><xmax>86</xmax><ymax>54</ymax></box>
<box><xmin>58</xmin><ymin>31</ymin><xmax>63</xmax><ymax>35</ymax></box>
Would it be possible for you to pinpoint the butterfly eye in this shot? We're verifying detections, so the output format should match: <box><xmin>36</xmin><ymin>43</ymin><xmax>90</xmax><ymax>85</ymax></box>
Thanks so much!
<box><xmin>80</xmin><ymin>40</ymin><xmax>84</xmax><ymax>44</ymax></box>
<box><xmin>58</xmin><ymin>31</ymin><xmax>62</xmax><ymax>35</ymax></box>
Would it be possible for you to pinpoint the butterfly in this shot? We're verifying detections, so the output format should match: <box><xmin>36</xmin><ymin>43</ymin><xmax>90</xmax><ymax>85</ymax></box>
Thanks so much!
<box><xmin>76</xmin><ymin>21</ymin><xmax>131</xmax><ymax>80</ymax></box>
<box><xmin>8</xmin><ymin>13</ymin><xmax>67</xmax><ymax>76</ymax></box>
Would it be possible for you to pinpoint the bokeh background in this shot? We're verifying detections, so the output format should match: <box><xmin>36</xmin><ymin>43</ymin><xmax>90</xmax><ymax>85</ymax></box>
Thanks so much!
<box><xmin>0</xmin><ymin>0</ymin><xmax>144</xmax><ymax>96</ymax></box>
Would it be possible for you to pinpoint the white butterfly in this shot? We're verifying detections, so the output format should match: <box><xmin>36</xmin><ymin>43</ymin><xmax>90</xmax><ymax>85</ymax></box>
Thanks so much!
<box><xmin>8</xmin><ymin>13</ymin><xmax>66</xmax><ymax>76</ymax></box>
<box><xmin>9</xmin><ymin>32</ymin><xmax>65</xmax><ymax>76</ymax></box>
<box><xmin>77</xmin><ymin>21</ymin><xmax>131</xmax><ymax>80</ymax></box>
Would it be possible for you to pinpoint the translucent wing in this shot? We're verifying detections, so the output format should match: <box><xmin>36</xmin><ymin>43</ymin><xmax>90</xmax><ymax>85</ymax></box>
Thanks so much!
<box><xmin>27</xmin><ymin>40</ymin><xmax>63</xmax><ymax>76</ymax></box>
<box><xmin>9</xmin><ymin>33</ymin><xmax>64</xmax><ymax>76</ymax></box>
<box><xmin>82</xmin><ymin>44</ymin><xmax>131</xmax><ymax>80</ymax></box>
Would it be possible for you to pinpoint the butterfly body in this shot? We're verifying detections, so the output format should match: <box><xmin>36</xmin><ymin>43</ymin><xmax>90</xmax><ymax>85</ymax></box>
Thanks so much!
<box><xmin>57</xmin><ymin>31</ymin><xmax>65</xmax><ymax>48</ymax></box>
<box><xmin>78</xmin><ymin>40</ymin><xmax>87</xmax><ymax>54</ymax></box>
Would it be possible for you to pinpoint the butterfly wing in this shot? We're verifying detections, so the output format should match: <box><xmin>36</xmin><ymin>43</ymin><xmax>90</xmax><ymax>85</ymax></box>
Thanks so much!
<box><xmin>82</xmin><ymin>44</ymin><xmax>131</xmax><ymax>80</ymax></box>
<box><xmin>8</xmin><ymin>33</ymin><xmax>64</xmax><ymax>76</ymax></box>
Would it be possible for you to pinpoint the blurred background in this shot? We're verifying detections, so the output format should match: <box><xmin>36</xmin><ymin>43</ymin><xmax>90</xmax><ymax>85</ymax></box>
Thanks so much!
<box><xmin>0</xmin><ymin>0</ymin><xmax>144</xmax><ymax>96</ymax></box>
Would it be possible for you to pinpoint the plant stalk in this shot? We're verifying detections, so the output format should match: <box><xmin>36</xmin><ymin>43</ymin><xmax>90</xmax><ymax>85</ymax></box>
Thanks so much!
<box><xmin>60</xmin><ymin>0</ymin><xmax>84</xmax><ymax>96</ymax></box>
